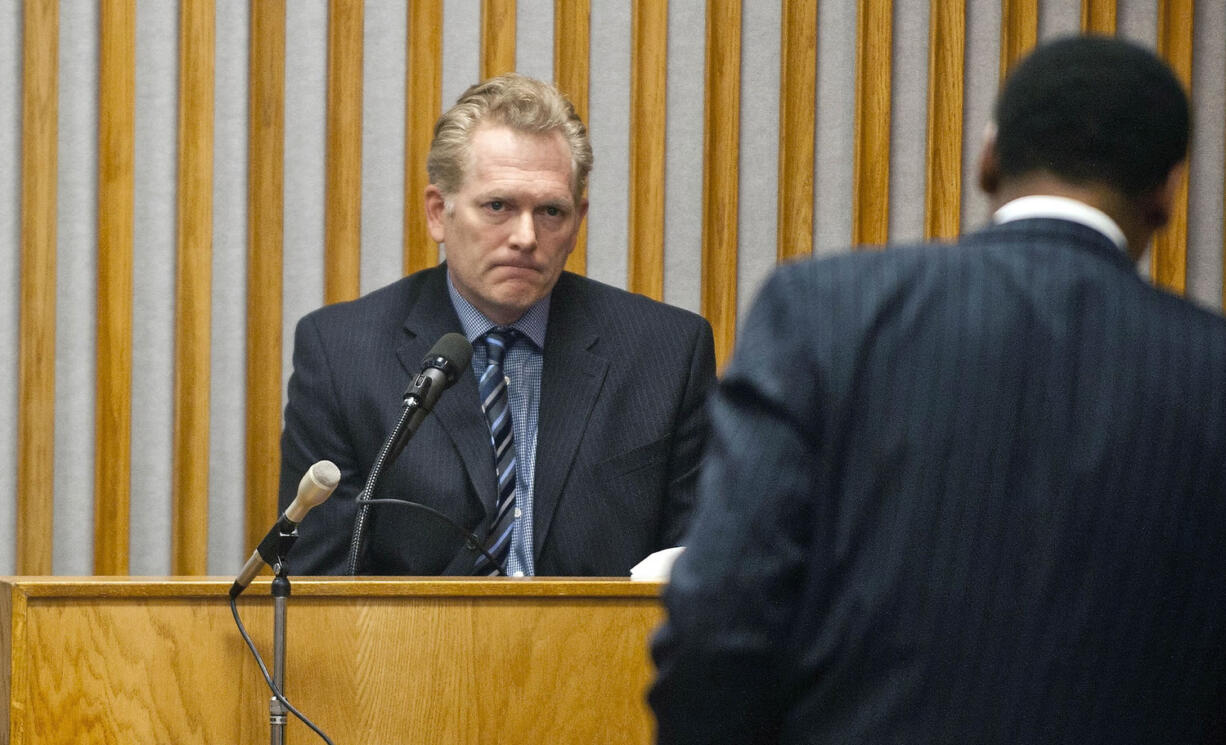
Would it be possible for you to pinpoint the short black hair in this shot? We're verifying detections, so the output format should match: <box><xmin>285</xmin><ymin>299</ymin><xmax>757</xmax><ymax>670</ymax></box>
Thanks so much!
<box><xmin>994</xmin><ymin>35</ymin><xmax>1189</xmax><ymax>197</ymax></box>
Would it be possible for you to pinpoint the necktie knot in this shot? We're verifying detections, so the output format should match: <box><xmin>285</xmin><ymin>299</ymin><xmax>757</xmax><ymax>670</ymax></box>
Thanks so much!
<box><xmin>484</xmin><ymin>327</ymin><xmax>517</xmax><ymax>368</ymax></box>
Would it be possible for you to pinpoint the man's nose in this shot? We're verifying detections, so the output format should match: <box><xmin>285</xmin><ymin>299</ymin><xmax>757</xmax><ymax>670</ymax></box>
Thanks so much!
<box><xmin>507</xmin><ymin>210</ymin><xmax>537</xmax><ymax>250</ymax></box>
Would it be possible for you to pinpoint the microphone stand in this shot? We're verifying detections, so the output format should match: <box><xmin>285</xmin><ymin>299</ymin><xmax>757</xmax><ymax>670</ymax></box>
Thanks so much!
<box><xmin>266</xmin><ymin>529</ymin><xmax>298</xmax><ymax>745</ymax></box>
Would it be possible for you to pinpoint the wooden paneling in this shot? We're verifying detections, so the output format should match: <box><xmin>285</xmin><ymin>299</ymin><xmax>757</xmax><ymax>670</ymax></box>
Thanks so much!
<box><xmin>852</xmin><ymin>0</ymin><xmax>891</xmax><ymax>247</ymax></box>
<box><xmin>4</xmin><ymin>578</ymin><xmax>662</xmax><ymax>744</ymax></box>
<box><xmin>556</xmin><ymin>0</ymin><xmax>591</xmax><ymax>275</ymax></box>
<box><xmin>325</xmin><ymin>0</ymin><xmax>363</xmax><ymax>304</ymax></box>
<box><xmin>628</xmin><ymin>0</ymin><xmax>669</xmax><ymax>298</ymax></box>
<box><xmin>172</xmin><ymin>0</ymin><xmax>216</xmax><ymax>576</ymax></box>
<box><xmin>702</xmin><ymin>0</ymin><xmax>741</xmax><ymax>368</ymax></box>
<box><xmin>1152</xmin><ymin>0</ymin><xmax>1194</xmax><ymax>294</ymax></box>
<box><xmin>17</xmin><ymin>0</ymin><xmax>58</xmax><ymax>576</ymax></box>
<box><xmin>482</xmin><ymin>0</ymin><xmax>517</xmax><ymax>79</ymax></box>
<box><xmin>404</xmin><ymin>0</ymin><xmax>443</xmax><ymax>275</ymax></box>
<box><xmin>924</xmin><ymin>0</ymin><xmax>965</xmax><ymax>240</ymax></box>
<box><xmin>95</xmin><ymin>0</ymin><xmax>137</xmax><ymax>576</ymax></box>
<box><xmin>1081</xmin><ymin>0</ymin><xmax>1116</xmax><ymax>34</ymax></box>
<box><xmin>1000</xmin><ymin>0</ymin><xmax>1038</xmax><ymax>79</ymax></box>
<box><xmin>777</xmin><ymin>0</ymin><xmax>817</xmax><ymax>261</ymax></box>
<box><xmin>246</xmin><ymin>0</ymin><xmax>287</xmax><ymax>555</ymax></box>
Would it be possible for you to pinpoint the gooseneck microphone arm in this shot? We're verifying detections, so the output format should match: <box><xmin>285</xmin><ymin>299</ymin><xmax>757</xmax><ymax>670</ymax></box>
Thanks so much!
<box><xmin>346</xmin><ymin>332</ymin><xmax>474</xmax><ymax>575</ymax></box>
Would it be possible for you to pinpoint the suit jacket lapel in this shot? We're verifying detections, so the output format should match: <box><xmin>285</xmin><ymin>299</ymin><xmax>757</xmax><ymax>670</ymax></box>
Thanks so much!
<box><xmin>532</xmin><ymin>275</ymin><xmax>609</xmax><ymax>559</ymax></box>
<box><xmin>396</xmin><ymin>265</ymin><xmax>499</xmax><ymax>517</ymax></box>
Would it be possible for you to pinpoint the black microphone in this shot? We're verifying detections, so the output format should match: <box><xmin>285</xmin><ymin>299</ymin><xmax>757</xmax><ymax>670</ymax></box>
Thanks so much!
<box><xmin>230</xmin><ymin>459</ymin><xmax>341</xmax><ymax>598</ymax></box>
<box><xmin>345</xmin><ymin>333</ymin><xmax>474</xmax><ymax>574</ymax></box>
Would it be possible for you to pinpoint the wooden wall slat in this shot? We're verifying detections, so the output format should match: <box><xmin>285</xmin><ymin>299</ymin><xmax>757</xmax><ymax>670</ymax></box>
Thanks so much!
<box><xmin>628</xmin><ymin>0</ymin><xmax>668</xmax><ymax>298</ymax></box>
<box><xmin>95</xmin><ymin>0</ymin><xmax>137</xmax><ymax>575</ymax></box>
<box><xmin>325</xmin><ymin>0</ymin><xmax>363</xmax><ymax>304</ymax></box>
<box><xmin>852</xmin><ymin>0</ymin><xmax>891</xmax><ymax>247</ymax></box>
<box><xmin>404</xmin><ymin>0</ymin><xmax>443</xmax><ymax>276</ymax></box>
<box><xmin>924</xmin><ymin>0</ymin><xmax>964</xmax><ymax>240</ymax></box>
<box><xmin>17</xmin><ymin>0</ymin><xmax>58</xmax><ymax>576</ymax></box>
<box><xmin>482</xmin><ymin>0</ymin><xmax>517</xmax><ymax>80</ymax></box>
<box><xmin>556</xmin><ymin>0</ymin><xmax>590</xmax><ymax>275</ymax></box>
<box><xmin>777</xmin><ymin>0</ymin><xmax>817</xmax><ymax>261</ymax></box>
<box><xmin>1152</xmin><ymin>0</ymin><xmax>1194</xmax><ymax>294</ymax></box>
<box><xmin>1000</xmin><ymin>0</ymin><xmax>1038</xmax><ymax>79</ymax></box>
<box><xmin>702</xmin><ymin>0</ymin><xmax>741</xmax><ymax>368</ymax></box>
<box><xmin>1081</xmin><ymin>0</ymin><xmax>1117</xmax><ymax>34</ymax></box>
<box><xmin>246</xmin><ymin>0</ymin><xmax>287</xmax><ymax>556</ymax></box>
<box><xmin>172</xmin><ymin>0</ymin><xmax>215</xmax><ymax>575</ymax></box>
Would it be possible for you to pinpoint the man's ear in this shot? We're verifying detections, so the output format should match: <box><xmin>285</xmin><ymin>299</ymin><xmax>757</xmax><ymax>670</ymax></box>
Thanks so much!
<box><xmin>424</xmin><ymin>185</ymin><xmax>448</xmax><ymax>243</ymax></box>
<box><xmin>977</xmin><ymin>122</ymin><xmax>1001</xmax><ymax>197</ymax></box>
<box><xmin>1140</xmin><ymin>161</ymin><xmax>1185</xmax><ymax>230</ymax></box>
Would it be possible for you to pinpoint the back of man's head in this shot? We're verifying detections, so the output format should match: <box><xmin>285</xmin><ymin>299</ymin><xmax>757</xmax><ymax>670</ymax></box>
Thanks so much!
<box><xmin>994</xmin><ymin>35</ymin><xmax>1189</xmax><ymax>198</ymax></box>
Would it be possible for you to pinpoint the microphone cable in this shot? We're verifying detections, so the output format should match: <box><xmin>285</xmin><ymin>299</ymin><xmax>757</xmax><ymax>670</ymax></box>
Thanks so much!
<box><xmin>355</xmin><ymin>496</ymin><xmax>506</xmax><ymax>576</ymax></box>
<box><xmin>228</xmin><ymin>594</ymin><xmax>336</xmax><ymax>745</ymax></box>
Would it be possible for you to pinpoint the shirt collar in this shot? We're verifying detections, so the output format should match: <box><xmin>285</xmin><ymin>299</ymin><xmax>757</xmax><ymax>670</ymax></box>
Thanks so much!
<box><xmin>992</xmin><ymin>195</ymin><xmax>1128</xmax><ymax>253</ymax></box>
<box><xmin>446</xmin><ymin>270</ymin><xmax>549</xmax><ymax>350</ymax></box>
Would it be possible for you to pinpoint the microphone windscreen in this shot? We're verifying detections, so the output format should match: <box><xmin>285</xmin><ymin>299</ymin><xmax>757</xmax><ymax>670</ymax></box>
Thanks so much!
<box><xmin>424</xmin><ymin>332</ymin><xmax>474</xmax><ymax>376</ymax></box>
<box><xmin>308</xmin><ymin>459</ymin><xmax>341</xmax><ymax>490</ymax></box>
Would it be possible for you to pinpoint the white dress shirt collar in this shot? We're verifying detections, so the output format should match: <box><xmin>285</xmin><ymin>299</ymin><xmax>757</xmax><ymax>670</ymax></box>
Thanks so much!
<box><xmin>992</xmin><ymin>195</ymin><xmax>1127</xmax><ymax>254</ymax></box>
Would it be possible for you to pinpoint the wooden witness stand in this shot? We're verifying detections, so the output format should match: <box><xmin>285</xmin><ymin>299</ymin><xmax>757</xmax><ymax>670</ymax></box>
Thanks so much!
<box><xmin>1</xmin><ymin>577</ymin><xmax>665</xmax><ymax>744</ymax></box>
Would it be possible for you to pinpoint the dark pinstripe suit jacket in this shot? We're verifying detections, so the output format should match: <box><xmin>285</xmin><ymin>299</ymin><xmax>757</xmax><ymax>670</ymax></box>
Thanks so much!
<box><xmin>650</xmin><ymin>218</ymin><xmax>1226</xmax><ymax>744</ymax></box>
<box><xmin>278</xmin><ymin>263</ymin><xmax>715</xmax><ymax>576</ymax></box>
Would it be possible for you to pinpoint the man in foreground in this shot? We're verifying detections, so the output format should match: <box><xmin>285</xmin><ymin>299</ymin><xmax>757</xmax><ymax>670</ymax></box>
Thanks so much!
<box><xmin>650</xmin><ymin>36</ymin><xmax>1226</xmax><ymax>744</ymax></box>
<box><xmin>279</xmin><ymin>74</ymin><xmax>715</xmax><ymax>577</ymax></box>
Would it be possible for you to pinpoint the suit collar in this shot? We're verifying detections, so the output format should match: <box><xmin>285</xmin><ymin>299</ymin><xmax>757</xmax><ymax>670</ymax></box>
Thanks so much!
<box><xmin>981</xmin><ymin>217</ymin><xmax>1136</xmax><ymax>274</ymax></box>
<box><xmin>396</xmin><ymin>264</ymin><xmax>499</xmax><ymax>518</ymax></box>
<box><xmin>531</xmin><ymin>272</ymin><xmax>609</xmax><ymax>559</ymax></box>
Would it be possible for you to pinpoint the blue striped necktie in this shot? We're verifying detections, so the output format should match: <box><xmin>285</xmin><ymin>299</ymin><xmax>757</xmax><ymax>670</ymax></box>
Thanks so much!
<box><xmin>475</xmin><ymin>328</ymin><xmax>518</xmax><ymax>575</ymax></box>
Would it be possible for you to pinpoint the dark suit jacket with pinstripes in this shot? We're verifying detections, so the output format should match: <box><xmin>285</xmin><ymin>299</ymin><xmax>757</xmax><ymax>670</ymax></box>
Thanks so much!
<box><xmin>650</xmin><ymin>218</ymin><xmax>1226</xmax><ymax>744</ymax></box>
<box><xmin>278</xmin><ymin>263</ymin><xmax>716</xmax><ymax>576</ymax></box>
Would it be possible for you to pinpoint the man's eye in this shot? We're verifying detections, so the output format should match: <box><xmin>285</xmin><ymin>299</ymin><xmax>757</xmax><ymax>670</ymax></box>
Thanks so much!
<box><xmin>543</xmin><ymin>206</ymin><xmax>561</xmax><ymax>217</ymax></box>
<box><xmin>487</xmin><ymin>200</ymin><xmax>505</xmax><ymax>211</ymax></box>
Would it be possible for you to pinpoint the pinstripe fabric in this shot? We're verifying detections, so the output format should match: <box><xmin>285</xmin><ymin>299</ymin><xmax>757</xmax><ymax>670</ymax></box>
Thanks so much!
<box><xmin>652</xmin><ymin>219</ymin><xmax>1226</xmax><ymax>744</ymax></box>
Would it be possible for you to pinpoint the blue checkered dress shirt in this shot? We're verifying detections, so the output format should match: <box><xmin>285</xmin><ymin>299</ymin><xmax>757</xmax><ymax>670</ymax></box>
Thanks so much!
<box><xmin>447</xmin><ymin>274</ymin><xmax>547</xmax><ymax>576</ymax></box>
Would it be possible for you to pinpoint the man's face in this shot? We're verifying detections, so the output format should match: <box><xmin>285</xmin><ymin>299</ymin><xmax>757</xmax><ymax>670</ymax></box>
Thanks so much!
<box><xmin>426</xmin><ymin>124</ymin><xmax>588</xmax><ymax>325</ymax></box>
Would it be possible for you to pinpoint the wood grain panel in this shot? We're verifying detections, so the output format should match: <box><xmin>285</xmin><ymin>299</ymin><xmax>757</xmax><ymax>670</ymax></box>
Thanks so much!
<box><xmin>246</xmin><ymin>0</ymin><xmax>287</xmax><ymax>555</ymax></box>
<box><xmin>172</xmin><ymin>0</ymin><xmax>216</xmax><ymax>576</ymax></box>
<box><xmin>404</xmin><ymin>0</ymin><xmax>443</xmax><ymax>275</ymax></box>
<box><xmin>852</xmin><ymin>0</ymin><xmax>891</xmax><ymax>247</ymax></box>
<box><xmin>628</xmin><ymin>0</ymin><xmax>668</xmax><ymax>298</ymax></box>
<box><xmin>1151</xmin><ymin>0</ymin><xmax>1193</xmax><ymax>294</ymax></box>
<box><xmin>777</xmin><ymin>0</ymin><xmax>817</xmax><ymax>261</ymax></box>
<box><xmin>1081</xmin><ymin>0</ymin><xmax>1116</xmax><ymax>34</ymax></box>
<box><xmin>703</xmin><ymin>0</ymin><xmax>741</xmax><ymax>368</ymax></box>
<box><xmin>556</xmin><ymin>0</ymin><xmax>591</xmax><ymax>275</ymax></box>
<box><xmin>924</xmin><ymin>0</ymin><xmax>964</xmax><ymax>240</ymax></box>
<box><xmin>482</xmin><ymin>0</ymin><xmax>517</xmax><ymax>79</ymax></box>
<box><xmin>17</xmin><ymin>0</ymin><xmax>58</xmax><ymax>576</ymax></box>
<box><xmin>325</xmin><ymin>0</ymin><xmax>363</xmax><ymax>304</ymax></box>
<box><xmin>95</xmin><ymin>0</ymin><xmax>137</xmax><ymax>575</ymax></box>
<box><xmin>999</xmin><ymin>0</ymin><xmax>1038</xmax><ymax>79</ymax></box>
<box><xmin>4</xmin><ymin>579</ymin><xmax>661</xmax><ymax>744</ymax></box>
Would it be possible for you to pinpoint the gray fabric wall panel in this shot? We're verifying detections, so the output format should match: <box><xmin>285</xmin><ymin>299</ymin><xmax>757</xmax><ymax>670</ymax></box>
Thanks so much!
<box><xmin>516</xmin><ymin>0</ymin><xmax>555</xmax><ymax>84</ymax></box>
<box><xmin>283</xmin><ymin>0</ymin><xmax>329</xmax><ymax>402</ymax></box>
<box><xmin>663</xmin><ymin>0</ymin><xmax>706</xmax><ymax>314</ymax></box>
<box><xmin>960</xmin><ymin>0</ymin><xmax>1001</xmax><ymax>232</ymax></box>
<box><xmin>361</xmin><ymin>0</ymin><xmax>409</xmax><ymax>296</ymax></box>
<box><xmin>1188</xmin><ymin>1</ymin><xmax>1226</xmax><ymax>312</ymax></box>
<box><xmin>1</xmin><ymin>0</ymin><xmax>19</xmax><ymax>576</ymax></box>
<box><xmin>53</xmin><ymin>1</ymin><xmax>100</xmax><ymax>576</ymax></box>
<box><xmin>130</xmin><ymin>0</ymin><xmax>178</xmax><ymax>576</ymax></box>
<box><xmin>209</xmin><ymin>0</ymin><xmax>252</xmax><ymax>575</ymax></box>
<box><xmin>888</xmin><ymin>0</ymin><xmax>931</xmax><ymax>247</ymax></box>
<box><xmin>738</xmin><ymin>0</ymin><xmax>782</xmax><ymax>318</ymax></box>
<box><xmin>813</xmin><ymin>0</ymin><xmax>855</xmax><ymax>255</ymax></box>
<box><xmin>587</xmin><ymin>0</ymin><xmax>633</xmax><ymax>289</ymax></box>
<box><xmin>440</xmin><ymin>0</ymin><xmax>480</xmax><ymax>130</ymax></box>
